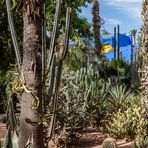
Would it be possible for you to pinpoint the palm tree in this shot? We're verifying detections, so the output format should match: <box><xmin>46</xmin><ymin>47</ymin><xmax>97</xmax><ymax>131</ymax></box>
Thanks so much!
<box><xmin>130</xmin><ymin>29</ymin><xmax>137</xmax><ymax>63</ymax></box>
<box><xmin>18</xmin><ymin>1</ymin><xmax>44</xmax><ymax>147</ymax></box>
<box><xmin>92</xmin><ymin>0</ymin><xmax>101</xmax><ymax>57</ymax></box>
<box><xmin>141</xmin><ymin>0</ymin><xmax>148</xmax><ymax>113</ymax></box>
<box><xmin>130</xmin><ymin>29</ymin><xmax>137</xmax><ymax>45</ymax></box>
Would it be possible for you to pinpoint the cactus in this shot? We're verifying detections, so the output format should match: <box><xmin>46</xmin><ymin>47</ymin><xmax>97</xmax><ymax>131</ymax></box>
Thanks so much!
<box><xmin>132</xmin><ymin>136</ymin><xmax>148</xmax><ymax>148</ymax></box>
<box><xmin>102</xmin><ymin>138</ymin><xmax>117</xmax><ymax>148</ymax></box>
<box><xmin>47</xmin><ymin>7</ymin><xmax>71</xmax><ymax>142</ymax></box>
<box><xmin>47</xmin><ymin>0</ymin><xmax>62</xmax><ymax>67</ymax></box>
<box><xmin>47</xmin><ymin>54</ymin><xmax>56</xmax><ymax>104</ymax></box>
<box><xmin>6</xmin><ymin>0</ymin><xmax>21</xmax><ymax>68</ymax></box>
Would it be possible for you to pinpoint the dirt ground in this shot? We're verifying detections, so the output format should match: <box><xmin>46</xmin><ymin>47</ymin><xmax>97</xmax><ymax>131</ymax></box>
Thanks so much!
<box><xmin>69</xmin><ymin>127</ymin><xmax>133</xmax><ymax>148</ymax></box>
<box><xmin>0</xmin><ymin>123</ymin><xmax>133</xmax><ymax>148</ymax></box>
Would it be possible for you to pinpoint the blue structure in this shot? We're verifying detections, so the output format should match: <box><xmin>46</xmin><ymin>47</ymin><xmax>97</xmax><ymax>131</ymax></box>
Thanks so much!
<box><xmin>69</xmin><ymin>34</ymin><xmax>133</xmax><ymax>62</ymax></box>
<box><xmin>101</xmin><ymin>34</ymin><xmax>132</xmax><ymax>47</ymax></box>
<box><xmin>101</xmin><ymin>34</ymin><xmax>133</xmax><ymax>62</ymax></box>
<box><xmin>106</xmin><ymin>45</ymin><xmax>132</xmax><ymax>63</ymax></box>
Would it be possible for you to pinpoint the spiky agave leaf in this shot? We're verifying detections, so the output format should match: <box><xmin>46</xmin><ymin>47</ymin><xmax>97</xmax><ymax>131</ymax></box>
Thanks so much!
<box><xmin>6</xmin><ymin>97</ymin><xmax>17</xmax><ymax>131</ymax></box>
<box><xmin>12</xmin><ymin>131</ymin><xmax>19</xmax><ymax>148</ymax></box>
<box><xmin>4</xmin><ymin>126</ymin><xmax>12</xmax><ymax>148</ymax></box>
<box><xmin>25</xmin><ymin>133</ymin><xmax>34</xmax><ymax>148</ymax></box>
<box><xmin>108</xmin><ymin>85</ymin><xmax>133</xmax><ymax>111</ymax></box>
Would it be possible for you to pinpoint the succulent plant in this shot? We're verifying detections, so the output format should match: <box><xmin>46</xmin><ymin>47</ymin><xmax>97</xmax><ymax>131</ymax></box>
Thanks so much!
<box><xmin>102</xmin><ymin>138</ymin><xmax>117</xmax><ymax>148</ymax></box>
<box><xmin>132</xmin><ymin>136</ymin><xmax>148</xmax><ymax>148</ymax></box>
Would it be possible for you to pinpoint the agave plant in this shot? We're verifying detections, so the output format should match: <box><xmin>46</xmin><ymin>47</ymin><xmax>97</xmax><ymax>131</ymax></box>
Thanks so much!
<box><xmin>108</xmin><ymin>85</ymin><xmax>133</xmax><ymax>112</ymax></box>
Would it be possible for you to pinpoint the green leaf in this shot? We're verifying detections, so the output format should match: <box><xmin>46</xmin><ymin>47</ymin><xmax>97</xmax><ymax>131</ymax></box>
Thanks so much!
<box><xmin>4</xmin><ymin>126</ymin><xmax>12</xmax><ymax>148</ymax></box>
<box><xmin>12</xmin><ymin>131</ymin><xmax>19</xmax><ymax>148</ymax></box>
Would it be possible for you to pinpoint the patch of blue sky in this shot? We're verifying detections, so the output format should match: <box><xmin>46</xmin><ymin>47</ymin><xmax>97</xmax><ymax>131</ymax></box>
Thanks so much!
<box><xmin>79</xmin><ymin>0</ymin><xmax>142</xmax><ymax>34</ymax></box>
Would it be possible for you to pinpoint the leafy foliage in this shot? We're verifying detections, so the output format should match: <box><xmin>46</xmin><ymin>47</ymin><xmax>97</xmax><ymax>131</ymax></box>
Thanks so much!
<box><xmin>46</xmin><ymin>0</ymin><xmax>93</xmax><ymax>38</ymax></box>
<box><xmin>105</xmin><ymin>60</ymin><xmax>130</xmax><ymax>77</ymax></box>
<box><xmin>0</xmin><ymin>71</ymin><xmax>7</xmax><ymax>113</ymax></box>
<box><xmin>64</xmin><ymin>46</ymin><xmax>84</xmax><ymax>71</ymax></box>
<box><xmin>0</xmin><ymin>0</ymin><xmax>23</xmax><ymax>113</ymax></box>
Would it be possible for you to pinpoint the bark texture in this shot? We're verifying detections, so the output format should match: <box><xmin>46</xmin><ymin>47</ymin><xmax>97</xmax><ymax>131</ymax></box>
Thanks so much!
<box><xmin>92</xmin><ymin>0</ymin><xmax>101</xmax><ymax>56</ymax></box>
<box><xmin>18</xmin><ymin>1</ymin><xmax>44</xmax><ymax>147</ymax></box>
<box><xmin>141</xmin><ymin>2</ymin><xmax>148</xmax><ymax>113</ymax></box>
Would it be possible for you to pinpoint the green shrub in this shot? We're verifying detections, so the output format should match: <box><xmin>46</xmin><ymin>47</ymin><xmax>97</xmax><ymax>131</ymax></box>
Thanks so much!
<box><xmin>56</xmin><ymin>69</ymin><xmax>90</xmax><ymax>146</ymax></box>
<box><xmin>55</xmin><ymin>65</ymin><xmax>111</xmax><ymax>145</ymax></box>
<box><xmin>105</xmin><ymin>60</ymin><xmax>130</xmax><ymax>77</ymax></box>
<box><xmin>0</xmin><ymin>71</ymin><xmax>7</xmax><ymax>113</ymax></box>
<box><xmin>107</xmin><ymin>98</ymin><xmax>148</xmax><ymax>139</ymax></box>
<box><xmin>64</xmin><ymin>46</ymin><xmax>84</xmax><ymax>71</ymax></box>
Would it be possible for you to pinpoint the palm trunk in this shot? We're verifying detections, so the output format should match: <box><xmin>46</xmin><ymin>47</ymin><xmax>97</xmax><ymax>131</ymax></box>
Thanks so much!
<box><xmin>130</xmin><ymin>29</ymin><xmax>137</xmax><ymax>63</ymax></box>
<box><xmin>141</xmin><ymin>1</ymin><xmax>148</xmax><ymax>113</ymax></box>
<box><xmin>92</xmin><ymin>0</ymin><xmax>101</xmax><ymax>57</ymax></box>
<box><xmin>18</xmin><ymin>1</ymin><xmax>44</xmax><ymax>147</ymax></box>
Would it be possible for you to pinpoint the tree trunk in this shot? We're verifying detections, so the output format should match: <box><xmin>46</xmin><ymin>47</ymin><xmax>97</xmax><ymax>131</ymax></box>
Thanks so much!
<box><xmin>18</xmin><ymin>1</ymin><xmax>44</xmax><ymax>147</ymax></box>
<box><xmin>92</xmin><ymin>0</ymin><xmax>101</xmax><ymax>57</ymax></box>
<box><xmin>141</xmin><ymin>2</ymin><xmax>148</xmax><ymax>114</ymax></box>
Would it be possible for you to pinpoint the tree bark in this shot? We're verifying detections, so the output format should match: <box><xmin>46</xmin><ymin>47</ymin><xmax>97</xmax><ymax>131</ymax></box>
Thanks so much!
<box><xmin>18</xmin><ymin>1</ymin><xmax>44</xmax><ymax>147</ymax></box>
<box><xmin>141</xmin><ymin>2</ymin><xmax>148</xmax><ymax>115</ymax></box>
<box><xmin>92</xmin><ymin>0</ymin><xmax>101</xmax><ymax>57</ymax></box>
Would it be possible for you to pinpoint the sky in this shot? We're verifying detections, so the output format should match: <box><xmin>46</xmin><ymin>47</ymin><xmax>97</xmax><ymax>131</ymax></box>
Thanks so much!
<box><xmin>80</xmin><ymin>0</ymin><xmax>142</xmax><ymax>35</ymax></box>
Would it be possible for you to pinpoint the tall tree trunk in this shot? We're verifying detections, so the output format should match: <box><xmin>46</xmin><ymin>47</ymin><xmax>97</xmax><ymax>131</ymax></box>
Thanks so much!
<box><xmin>141</xmin><ymin>1</ymin><xmax>148</xmax><ymax>113</ymax></box>
<box><xmin>92</xmin><ymin>0</ymin><xmax>101</xmax><ymax>57</ymax></box>
<box><xmin>18</xmin><ymin>1</ymin><xmax>44</xmax><ymax>147</ymax></box>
